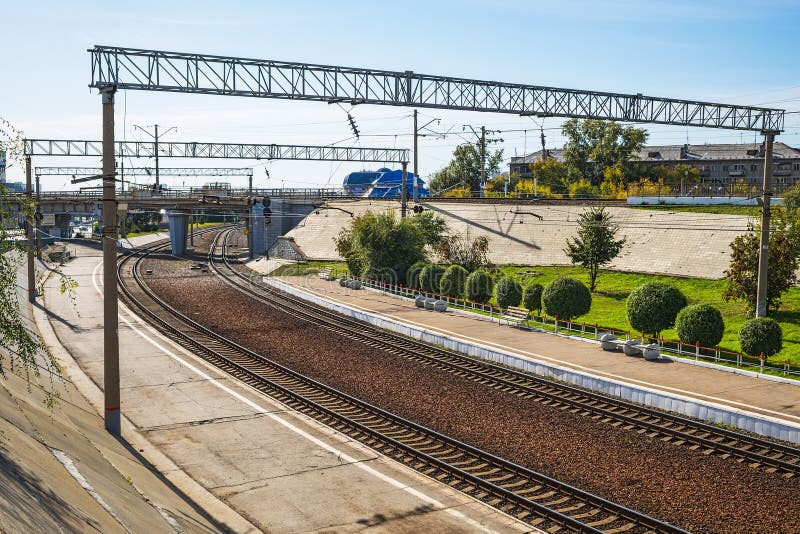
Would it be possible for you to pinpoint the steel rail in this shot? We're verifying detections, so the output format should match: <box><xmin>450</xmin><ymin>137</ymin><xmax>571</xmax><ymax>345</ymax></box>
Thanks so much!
<box><xmin>211</xmin><ymin>229</ymin><xmax>800</xmax><ymax>478</ymax></box>
<box><xmin>117</xmin><ymin>232</ymin><xmax>685</xmax><ymax>533</ymax></box>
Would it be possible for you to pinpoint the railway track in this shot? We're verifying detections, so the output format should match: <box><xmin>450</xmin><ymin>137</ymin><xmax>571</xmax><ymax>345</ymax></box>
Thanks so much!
<box><xmin>210</xmin><ymin>228</ymin><xmax>800</xmax><ymax>479</ymax></box>
<box><xmin>119</xmin><ymin>232</ymin><xmax>685</xmax><ymax>533</ymax></box>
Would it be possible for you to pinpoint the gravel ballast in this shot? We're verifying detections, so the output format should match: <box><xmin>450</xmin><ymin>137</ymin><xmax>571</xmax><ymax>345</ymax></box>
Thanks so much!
<box><xmin>142</xmin><ymin>251</ymin><xmax>800</xmax><ymax>533</ymax></box>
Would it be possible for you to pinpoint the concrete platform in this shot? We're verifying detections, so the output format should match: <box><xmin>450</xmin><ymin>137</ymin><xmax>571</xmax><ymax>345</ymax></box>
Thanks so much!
<box><xmin>39</xmin><ymin>242</ymin><xmax>532</xmax><ymax>533</ymax></box>
<box><xmin>271</xmin><ymin>275</ymin><xmax>800</xmax><ymax>444</ymax></box>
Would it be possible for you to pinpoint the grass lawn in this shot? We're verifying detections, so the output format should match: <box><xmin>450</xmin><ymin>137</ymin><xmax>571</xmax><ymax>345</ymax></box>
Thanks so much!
<box><xmin>271</xmin><ymin>260</ymin><xmax>346</xmax><ymax>277</ymax></box>
<box><xmin>631</xmin><ymin>204</ymin><xmax>760</xmax><ymax>216</ymax></box>
<box><xmin>496</xmin><ymin>265</ymin><xmax>800</xmax><ymax>366</ymax></box>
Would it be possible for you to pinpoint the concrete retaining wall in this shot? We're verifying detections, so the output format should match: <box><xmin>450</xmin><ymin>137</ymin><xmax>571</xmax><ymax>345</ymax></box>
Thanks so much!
<box><xmin>266</xmin><ymin>278</ymin><xmax>800</xmax><ymax>444</ymax></box>
<box><xmin>628</xmin><ymin>196</ymin><xmax>784</xmax><ymax>206</ymax></box>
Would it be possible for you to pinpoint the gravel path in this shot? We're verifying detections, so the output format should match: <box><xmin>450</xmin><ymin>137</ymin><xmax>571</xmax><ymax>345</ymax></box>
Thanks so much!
<box><xmin>142</xmin><ymin>249</ymin><xmax>800</xmax><ymax>533</ymax></box>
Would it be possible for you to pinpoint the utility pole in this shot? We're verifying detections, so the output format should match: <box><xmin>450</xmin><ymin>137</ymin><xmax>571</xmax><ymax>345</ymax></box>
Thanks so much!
<box><xmin>413</xmin><ymin>110</ymin><xmax>419</xmax><ymax>203</ymax></box>
<box><xmin>101</xmin><ymin>87</ymin><xmax>121</xmax><ymax>436</ymax></box>
<box><xmin>755</xmin><ymin>131</ymin><xmax>777</xmax><ymax>318</ymax></box>
<box><xmin>35</xmin><ymin>173</ymin><xmax>42</xmax><ymax>259</ymax></box>
<box><xmin>480</xmin><ymin>126</ymin><xmax>486</xmax><ymax>198</ymax></box>
<box><xmin>134</xmin><ymin>124</ymin><xmax>176</xmax><ymax>189</ymax></box>
<box><xmin>401</xmin><ymin>162</ymin><xmax>408</xmax><ymax>218</ymax></box>
<box><xmin>25</xmin><ymin>156</ymin><xmax>35</xmax><ymax>302</ymax></box>
<box><xmin>537</xmin><ymin>125</ymin><xmax>547</xmax><ymax>198</ymax></box>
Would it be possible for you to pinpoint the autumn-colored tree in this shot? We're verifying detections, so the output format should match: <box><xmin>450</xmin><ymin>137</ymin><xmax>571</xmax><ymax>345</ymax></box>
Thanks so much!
<box><xmin>561</xmin><ymin>119</ymin><xmax>648</xmax><ymax>185</ymax></box>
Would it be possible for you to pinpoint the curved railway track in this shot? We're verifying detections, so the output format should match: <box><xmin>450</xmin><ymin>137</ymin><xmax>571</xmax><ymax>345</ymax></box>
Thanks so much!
<box><xmin>210</xmin><ymin>228</ymin><xmax>800</xmax><ymax>479</ymax></box>
<box><xmin>118</xmin><ymin>232</ymin><xmax>685</xmax><ymax>533</ymax></box>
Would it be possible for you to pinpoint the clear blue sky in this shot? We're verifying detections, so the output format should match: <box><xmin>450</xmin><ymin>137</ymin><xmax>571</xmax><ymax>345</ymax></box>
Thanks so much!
<box><xmin>3</xmin><ymin>0</ymin><xmax>799</xmax><ymax>189</ymax></box>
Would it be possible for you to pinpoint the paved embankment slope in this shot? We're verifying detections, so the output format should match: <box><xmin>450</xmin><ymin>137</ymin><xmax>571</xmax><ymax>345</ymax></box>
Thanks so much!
<box><xmin>0</xmin><ymin>250</ymin><xmax>228</xmax><ymax>533</ymax></box>
<box><xmin>284</xmin><ymin>200</ymin><xmax>751</xmax><ymax>279</ymax></box>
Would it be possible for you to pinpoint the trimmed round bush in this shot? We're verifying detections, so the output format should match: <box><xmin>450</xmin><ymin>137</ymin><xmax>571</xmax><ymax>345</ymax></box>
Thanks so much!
<box><xmin>440</xmin><ymin>265</ymin><xmax>468</xmax><ymax>297</ymax></box>
<box><xmin>739</xmin><ymin>317</ymin><xmax>782</xmax><ymax>357</ymax></box>
<box><xmin>419</xmin><ymin>264</ymin><xmax>446</xmax><ymax>293</ymax></box>
<box><xmin>345</xmin><ymin>253</ymin><xmax>365</xmax><ymax>278</ymax></box>
<box><xmin>675</xmin><ymin>304</ymin><xmax>725</xmax><ymax>347</ymax></box>
<box><xmin>542</xmin><ymin>277</ymin><xmax>591</xmax><ymax>320</ymax></box>
<box><xmin>466</xmin><ymin>269</ymin><xmax>493</xmax><ymax>303</ymax></box>
<box><xmin>627</xmin><ymin>282</ymin><xmax>687</xmax><ymax>336</ymax></box>
<box><xmin>495</xmin><ymin>277</ymin><xmax>523</xmax><ymax>309</ymax></box>
<box><xmin>406</xmin><ymin>261</ymin><xmax>427</xmax><ymax>289</ymax></box>
<box><xmin>522</xmin><ymin>284</ymin><xmax>544</xmax><ymax>314</ymax></box>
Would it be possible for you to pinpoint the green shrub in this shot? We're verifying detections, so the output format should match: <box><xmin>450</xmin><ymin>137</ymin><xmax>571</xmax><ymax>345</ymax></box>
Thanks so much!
<box><xmin>675</xmin><ymin>304</ymin><xmax>725</xmax><ymax>347</ymax></box>
<box><xmin>739</xmin><ymin>317</ymin><xmax>782</xmax><ymax>357</ymax></box>
<box><xmin>522</xmin><ymin>284</ymin><xmax>544</xmax><ymax>314</ymax></box>
<box><xmin>627</xmin><ymin>282</ymin><xmax>687</xmax><ymax>336</ymax></box>
<box><xmin>406</xmin><ymin>261</ymin><xmax>427</xmax><ymax>289</ymax></box>
<box><xmin>542</xmin><ymin>277</ymin><xmax>591</xmax><ymax>320</ymax></box>
<box><xmin>466</xmin><ymin>269</ymin><xmax>493</xmax><ymax>303</ymax></box>
<box><xmin>496</xmin><ymin>277</ymin><xmax>523</xmax><ymax>309</ymax></box>
<box><xmin>345</xmin><ymin>253</ymin><xmax>366</xmax><ymax>277</ymax></box>
<box><xmin>419</xmin><ymin>264</ymin><xmax>446</xmax><ymax>293</ymax></box>
<box><xmin>440</xmin><ymin>265</ymin><xmax>468</xmax><ymax>297</ymax></box>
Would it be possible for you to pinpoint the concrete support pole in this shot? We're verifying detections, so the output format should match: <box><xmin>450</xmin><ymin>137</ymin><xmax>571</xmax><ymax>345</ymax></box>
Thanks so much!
<box><xmin>413</xmin><ymin>109</ymin><xmax>419</xmax><ymax>203</ymax></box>
<box><xmin>479</xmin><ymin>126</ymin><xmax>486</xmax><ymax>199</ymax></box>
<box><xmin>755</xmin><ymin>132</ymin><xmax>776</xmax><ymax>318</ymax></box>
<box><xmin>35</xmin><ymin>173</ymin><xmax>42</xmax><ymax>259</ymax></box>
<box><xmin>401</xmin><ymin>162</ymin><xmax>408</xmax><ymax>218</ymax></box>
<box><xmin>101</xmin><ymin>87</ymin><xmax>121</xmax><ymax>435</ymax></box>
<box><xmin>25</xmin><ymin>156</ymin><xmax>35</xmax><ymax>302</ymax></box>
<box><xmin>190</xmin><ymin>210</ymin><xmax>194</xmax><ymax>247</ymax></box>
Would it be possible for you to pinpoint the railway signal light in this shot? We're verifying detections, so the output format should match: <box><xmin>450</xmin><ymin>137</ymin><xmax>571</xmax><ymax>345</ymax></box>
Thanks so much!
<box><xmin>413</xmin><ymin>205</ymin><xmax>425</xmax><ymax>214</ymax></box>
<box><xmin>264</xmin><ymin>206</ymin><xmax>272</xmax><ymax>224</ymax></box>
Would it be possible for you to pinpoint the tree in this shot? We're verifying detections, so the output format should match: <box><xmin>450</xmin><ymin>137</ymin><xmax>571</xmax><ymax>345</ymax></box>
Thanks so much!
<box><xmin>419</xmin><ymin>264</ymin><xmax>446</xmax><ymax>293</ymax></box>
<box><xmin>0</xmin><ymin>117</ymin><xmax>71</xmax><ymax>408</ymax></box>
<box><xmin>723</xmin><ymin>220</ymin><xmax>799</xmax><ymax>315</ymax></box>
<box><xmin>561</xmin><ymin>119</ymin><xmax>648</xmax><ymax>185</ymax></box>
<box><xmin>336</xmin><ymin>210</ymin><xmax>447</xmax><ymax>283</ymax></box>
<box><xmin>434</xmin><ymin>231</ymin><xmax>490</xmax><ymax>272</ymax></box>
<box><xmin>429</xmin><ymin>143</ymin><xmax>504</xmax><ymax>195</ymax></box>
<box><xmin>542</xmin><ymin>277</ymin><xmax>592</xmax><ymax>320</ymax></box>
<box><xmin>522</xmin><ymin>284</ymin><xmax>543</xmax><ymax>315</ymax></box>
<box><xmin>529</xmin><ymin>158</ymin><xmax>571</xmax><ymax>195</ymax></box>
<box><xmin>627</xmin><ymin>283</ymin><xmax>687</xmax><ymax>337</ymax></box>
<box><xmin>564</xmin><ymin>206</ymin><xmax>626</xmax><ymax>291</ymax></box>
<box><xmin>484</xmin><ymin>172</ymin><xmax>521</xmax><ymax>194</ymax></box>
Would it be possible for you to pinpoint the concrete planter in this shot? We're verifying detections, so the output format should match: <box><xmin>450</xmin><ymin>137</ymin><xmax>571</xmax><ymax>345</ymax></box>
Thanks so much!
<box><xmin>347</xmin><ymin>279</ymin><xmax>362</xmax><ymax>290</ymax></box>
<box><xmin>600</xmin><ymin>333</ymin><xmax>618</xmax><ymax>351</ymax></box>
<box><xmin>424</xmin><ymin>297</ymin><xmax>437</xmax><ymax>310</ymax></box>
<box><xmin>339</xmin><ymin>277</ymin><xmax>349</xmax><ymax>287</ymax></box>
<box><xmin>643</xmin><ymin>344</ymin><xmax>661</xmax><ymax>361</ymax></box>
<box><xmin>415</xmin><ymin>294</ymin><xmax>426</xmax><ymax>308</ymax></box>
<box><xmin>433</xmin><ymin>300</ymin><xmax>448</xmax><ymax>312</ymax></box>
<box><xmin>623</xmin><ymin>339</ymin><xmax>642</xmax><ymax>356</ymax></box>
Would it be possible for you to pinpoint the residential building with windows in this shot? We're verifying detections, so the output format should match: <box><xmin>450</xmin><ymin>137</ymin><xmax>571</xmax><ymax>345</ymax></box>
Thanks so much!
<box><xmin>509</xmin><ymin>142</ymin><xmax>800</xmax><ymax>186</ymax></box>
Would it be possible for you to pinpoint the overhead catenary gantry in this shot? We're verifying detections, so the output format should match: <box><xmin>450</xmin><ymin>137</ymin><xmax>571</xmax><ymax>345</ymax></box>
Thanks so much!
<box><xmin>89</xmin><ymin>45</ymin><xmax>784</xmax><ymax>132</ymax></box>
<box><xmin>34</xmin><ymin>166</ymin><xmax>255</xmax><ymax>177</ymax></box>
<box><xmin>84</xmin><ymin>44</ymin><xmax>787</xmax><ymax>436</ymax></box>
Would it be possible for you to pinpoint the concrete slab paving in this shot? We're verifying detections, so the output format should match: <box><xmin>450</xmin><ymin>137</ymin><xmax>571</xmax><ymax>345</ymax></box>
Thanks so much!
<box><xmin>277</xmin><ymin>275</ymin><xmax>800</xmax><ymax>428</ymax></box>
<box><xmin>39</xmin><ymin>242</ymin><xmax>532</xmax><ymax>533</ymax></box>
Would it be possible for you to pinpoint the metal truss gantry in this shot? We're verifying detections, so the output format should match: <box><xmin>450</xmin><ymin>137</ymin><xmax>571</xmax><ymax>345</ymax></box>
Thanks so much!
<box><xmin>25</xmin><ymin>139</ymin><xmax>409</xmax><ymax>163</ymax></box>
<box><xmin>34</xmin><ymin>166</ymin><xmax>254</xmax><ymax>177</ymax></box>
<box><xmin>89</xmin><ymin>45</ymin><xmax>784</xmax><ymax>132</ymax></box>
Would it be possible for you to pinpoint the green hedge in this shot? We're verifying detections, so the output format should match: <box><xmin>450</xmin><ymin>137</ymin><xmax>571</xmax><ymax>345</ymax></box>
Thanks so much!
<box><xmin>675</xmin><ymin>304</ymin><xmax>725</xmax><ymax>347</ymax></box>
<box><xmin>627</xmin><ymin>282</ymin><xmax>687</xmax><ymax>336</ymax></box>
<box><xmin>542</xmin><ymin>277</ymin><xmax>591</xmax><ymax>320</ymax></box>
<box><xmin>739</xmin><ymin>317</ymin><xmax>782</xmax><ymax>357</ymax></box>
<box><xmin>522</xmin><ymin>284</ymin><xmax>544</xmax><ymax>314</ymax></box>
<box><xmin>440</xmin><ymin>265</ymin><xmax>468</xmax><ymax>297</ymax></box>
<box><xmin>419</xmin><ymin>264</ymin><xmax>446</xmax><ymax>293</ymax></box>
<box><xmin>496</xmin><ymin>277</ymin><xmax>523</xmax><ymax>309</ymax></box>
<box><xmin>406</xmin><ymin>261</ymin><xmax>427</xmax><ymax>289</ymax></box>
<box><xmin>466</xmin><ymin>270</ymin><xmax>493</xmax><ymax>303</ymax></box>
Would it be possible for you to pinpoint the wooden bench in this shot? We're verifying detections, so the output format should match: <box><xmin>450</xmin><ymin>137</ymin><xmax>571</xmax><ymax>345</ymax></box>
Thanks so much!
<box><xmin>318</xmin><ymin>267</ymin><xmax>334</xmax><ymax>281</ymax></box>
<box><xmin>500</xmin><ymin>306</ymin><xmax>530</xmax><ymax>328</ymax></box>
